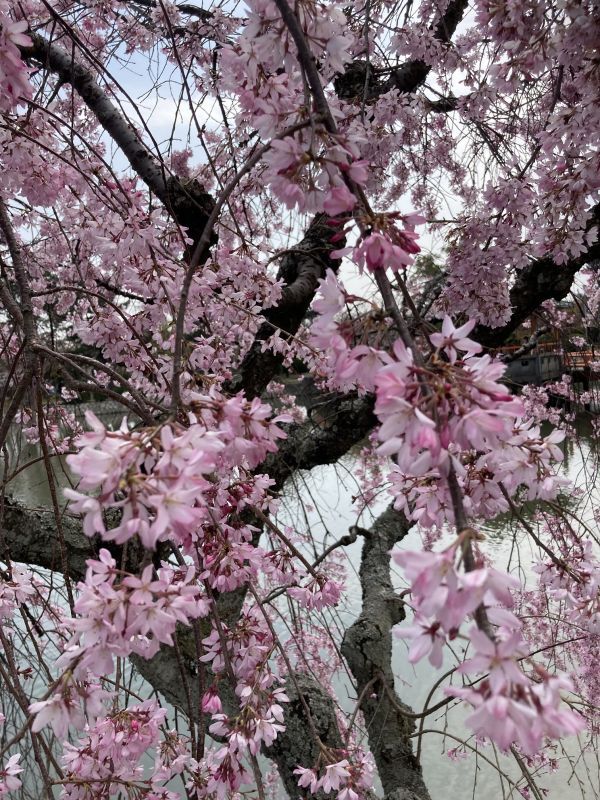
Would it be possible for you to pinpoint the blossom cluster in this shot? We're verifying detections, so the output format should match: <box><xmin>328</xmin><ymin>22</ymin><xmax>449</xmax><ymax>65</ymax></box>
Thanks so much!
<box><xmin>287</xmin><ymin>574</ymin><xmax>341</xmax><ymax>610</ymax></box>
<box><xmin>29</xmin><ymin>679</ymin><xmax>109</xmax><ymax>739</ymax></box>
<box><xmin>58</xmin><ymin>700</ymin><xmax>168</xmax><ymax>800</ymax></box>
<box><xmin>393</xmin><ymin>540</ymin><xmax>520</xmax><ymax>668</ymax></box>
<box><xmin>0</xmin><ymin>5</ymin><xmax>31</xmax><ymax>113</ymax></box>
<box><xmin>262</xmin><ymin>131</ymin><xmax>369</xmax><ymax>214</ymax></box>
<box><xmin>308</xmin><ymin>275</ymin><xmax>567</xmax><ymax>528</ymax></box>
<box><xmin>308</xmin><ymin>269</ymin><xmax>387</xmax><ymax>393</ymax></box>
<box><xmin>55</xmin><ymin>550</ymin><xmax>210</xmax><ymax>679</ymax></box>
<box><xmin>0</xmin><ymin>566</ymin><xmax>34</xmax><ymax>619</ymax></box>
<box><xmin>348</xmin><ymin>213</ymin><xmax>424</xmax><ymax>273</ymax></box>
<box><xmin>294</xmin><ymin>749</ymin><xmax>375</xmax><ymax>800</ymax></box>
<box><xmin>450</xmin><ymin>664</ymin><xmax>584</xmax><ymax>756</ymax></box>
<box><xmin>202</xmin><ymin>605</ymin><xmax>289</xmax><ymax>756</ymax></box>
<box><xmin>393</xmin><ymin>539</ymin><xmax>585</xmax><ymax>754</ymax></box>
<box><xmin>219</xmin><ymin>0</ymin><xmax>353</xmax><ymax>135</ymax></box>
<box><xmin>376</xmin><ymin>320</ymin><xmax>567</xmax><ymax>526</ymax></box>
<box><xmin>534</xmin><ymin>538</ymin><xmax>600</xmax><ymax>635</ymax></box>
<box><xmin>65</xmin><ymin>395</ymin><xmax>288</xmax><ymax>552</ymax></box>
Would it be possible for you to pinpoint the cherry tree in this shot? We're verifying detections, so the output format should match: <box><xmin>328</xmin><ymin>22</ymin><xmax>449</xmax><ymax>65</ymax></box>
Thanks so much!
<box><xmin>0</xmin><ymin>0</ymin><xmax>599</xmax><ymax>798</ymax></box>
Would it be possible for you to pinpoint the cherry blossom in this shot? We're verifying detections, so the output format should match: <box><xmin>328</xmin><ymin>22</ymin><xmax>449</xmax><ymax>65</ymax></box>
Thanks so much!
<box><xmin>29</xmin><ymin>691</ymin><xmax>86</xmax><ymax>739</ymax></box>
<box><xmin>429</xmin><ymin>316</ymin><xmax>483</xmax><ymax>362</ymax></box>
<box><xmin>352</xmin><ymin>224</ymin><xmax>422</xmax><ymax>273</ymax></box>
<box><xmin>0</xmin><ymin>0</ymin><xmax>597</xmax><ymax>796</ymax></box>
<box><xmin>0</xmin><ymin>8</ymin><xmax>31</xmax><ymax>112</ymax></box>
<box><xmin>449</xmin><ymin>672</ymin><xmax>585</xmax><ymax>756</ymax></box>
<box><xmin>0</xmin><ymin>755</ymin><xmax>22</xmax><ymax>797</ymax></box>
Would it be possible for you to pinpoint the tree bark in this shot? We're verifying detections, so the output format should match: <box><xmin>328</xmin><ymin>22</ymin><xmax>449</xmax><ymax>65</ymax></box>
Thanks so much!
<box><xmin>342</xmin><ymin>508</ymin><xmax>431</xmax><ymax>800</ymax></box>
<box><xmin>229</xmin><ymin>214</ymin><xmax>346</xmax><ymax>399</ymax></box>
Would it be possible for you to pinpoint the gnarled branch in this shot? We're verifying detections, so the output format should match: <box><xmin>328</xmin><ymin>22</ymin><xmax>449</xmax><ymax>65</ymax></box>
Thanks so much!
<box><xmin>229</xmin><ymin>215</ymin><xmax>346</xmax><ymax>398</ymax></box>
<box><xmin>476</xmin><ymin>215</ymin><xmax>600</xmax><ymax>348</ymax></box>
<box><xmin>334</xmin><ymin>0</ymin><xmax>469</xmax><ymax>102</ymax></box>
<box><xmin>341</xmin><ymin>508</ymin><xmax>431</xmax><ymax>800</ymax></box>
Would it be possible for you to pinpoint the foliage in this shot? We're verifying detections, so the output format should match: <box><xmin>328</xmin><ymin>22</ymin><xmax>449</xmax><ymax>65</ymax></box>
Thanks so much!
<box><xmin>0</xmin><ymin>1</ymin><xmax>599</xmax><ymax>799</ymax></box>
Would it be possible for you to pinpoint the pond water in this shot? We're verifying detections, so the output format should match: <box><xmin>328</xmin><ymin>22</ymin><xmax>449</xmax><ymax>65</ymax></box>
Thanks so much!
<box><xmin>277</xmin><ymin>418</ymin><xmax>600</xmax><ymax>800</ymax></box>
<box><xmin>3</xmin><ymin>407</ymin><xmax>600</xmax><ymax>799</ymax></box>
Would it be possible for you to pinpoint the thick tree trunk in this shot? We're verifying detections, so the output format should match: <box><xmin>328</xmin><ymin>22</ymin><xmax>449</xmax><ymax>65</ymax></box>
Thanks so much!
<box><xmin>342</xmin><ymin>508</ymin><xmax>431</xmax><ymax>800</ymax></box>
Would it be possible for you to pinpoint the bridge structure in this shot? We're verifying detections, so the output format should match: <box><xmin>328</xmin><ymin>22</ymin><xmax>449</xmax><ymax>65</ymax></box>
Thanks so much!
<box><xmin>500</xmin><ymin>344</ymin><xmax>600</xmax><ymax>389</ymax></box>
<box><xmin>562</xmin><ymin>350</ymin><xmax>600</xmax><ymax>389</ymax></box>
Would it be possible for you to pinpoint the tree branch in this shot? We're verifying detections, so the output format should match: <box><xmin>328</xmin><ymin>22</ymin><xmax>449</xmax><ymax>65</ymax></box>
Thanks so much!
<box><xmin>21</xmin><ymin>35</ymin><xmax>216</xmax><ymax>249</ymax></box>
<box><xmin>229</xmin><ymin>215</ymin><xmax>346</xmax><ymax>399</ymax></box>
<box><xmin>258</xmin><ymin>388</ymin><xmax>375</xmax><ymax>488</ymax></box>
<box><xmin>475</xmin><ymin>209</ymin><xmax>600</xmax><ymax>348</ymax></box>
<box><xmin>265</xmin><ymin>672</ymin><xmax>345</xmax><ymax>800</ymax></box>
<box><xmin>334</xmin><ymin>0</ymin><xmax>469</xmax><ymax>102</ymax></box>
<box><xmin>125</xmin><ymin>0</ymin><xmax>213</xmax><ymax>22</ymax></box>
<box><xmin>341</xmin><ymin>508</ymin><xmax>431</xmax><ymax>800</ymax></box>
<box><xmin>23</xmin><ymin>34</ymin><xmax>169</xmax><ymax>201</ymax></box>
<box><xmin>501</xmin><ymin>326</ymin><xmax>551</xmax><ymax>362</ymax></box>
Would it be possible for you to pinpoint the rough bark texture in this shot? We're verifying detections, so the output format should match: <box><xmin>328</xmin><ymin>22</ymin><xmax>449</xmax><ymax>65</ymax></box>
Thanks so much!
<box><xmin>0</xmin><ymin>499</ymin><xmax>165</xmax><ymax>582</ymax></box>
<box><xmin>0</xmin><ymin>499</ymin><xmax>92</xmax><ymax>580</ymax></box>
<box><xmin>341</xmin><ymin>508</ymin><xmax>431</xmax><ymax>800</ymax></box>
<box><xmin>229</xmin><ymin>214</ymin><xmax>345</xmax><ymax>399</ymax></box>
<box><xmin>334</xmin><ymin>0</ymin><xmax>469</xmax><ymax>102</ymax></box>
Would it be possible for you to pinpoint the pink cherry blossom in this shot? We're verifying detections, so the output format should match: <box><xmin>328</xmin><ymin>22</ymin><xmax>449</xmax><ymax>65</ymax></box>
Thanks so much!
<box><xmin>353</xmin><ymin>231</ymin><xmax>414</xmax><ymax>273</ymax></box>
<box><xmin>29</xmin><ymin>691</ymin><xmax>85</xmax><ymax>738</ymax></box>
<box><xmin>321</xmin><ymin>760</ymin><xmax>351</xmax><ymax>793</ymax></box>
<box><xmin>294</xmin><ymin>766</ymin><xmax>320</xmax><ymax>793</ymax></box>
<box><xmin>458</xmin><ymin>627</ymin><xmax>528</xmax><ymax>693</ymax></box>
<box><xmin>395</xmin><ymin>615</ymin><xmax>446</xmax><ymax>668</ymax></box>
<box><xmin>0</xmin><ymin>755</ymin><xmax>22</xmax><ymax>796</ymax></box>
<box><xmin>429</xmin><ymin>316</ymin><xmax>483</xmax><ymax>362</ymax></box>
<box><xmin>323</xmin><ymin>184</ymin><xmax>356</xmax><ymax>215</ymax></box>
<box><xmin>0</xmin><ymin>0</ymin><xmax>596</xmax><ymax>796</ymax></box>
<box><xmin>201</xmin><ymin>686</ymin><xmax>223</xmax><ymax>715</ymax></box>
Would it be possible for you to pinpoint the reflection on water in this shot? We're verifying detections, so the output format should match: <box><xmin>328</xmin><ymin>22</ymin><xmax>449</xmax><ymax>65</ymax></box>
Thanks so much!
<box><xmin>4</xmin><ymin>405</ymin><xmax>600</xmax><ymax>799</ymax></box>
<box><xmin>3</xmin><ymin>401</ymin><xmax>127</xmax><ymax>506</ymax></box>
<box><xmin>278</xmin><ymin>415</ymin><xmax>600</xmax><ymax>800</ymax></box>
